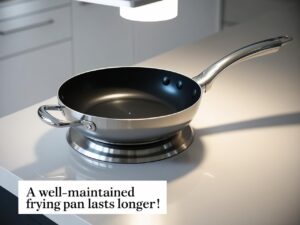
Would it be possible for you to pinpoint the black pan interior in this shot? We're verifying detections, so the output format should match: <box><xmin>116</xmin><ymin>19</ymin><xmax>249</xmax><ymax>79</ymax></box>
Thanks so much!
<box><xmin>58</xmin><ymin>67</ymin><xmax>201</xmax><ymax>119</ymax></box>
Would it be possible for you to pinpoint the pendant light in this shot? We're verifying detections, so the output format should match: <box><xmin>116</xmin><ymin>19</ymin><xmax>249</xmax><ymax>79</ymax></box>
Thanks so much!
<box><xmin>120</xmin><ymin>0</ymin><xmax>178</xmax><ymax>22</ymax></box>
<box><xmin>77</xmin><ymin>0</ymin><xmax>178</xmax><ymax>22</ymax></box>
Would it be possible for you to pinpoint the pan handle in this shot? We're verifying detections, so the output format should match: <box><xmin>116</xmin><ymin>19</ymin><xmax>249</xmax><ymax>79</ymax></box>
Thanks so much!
<box><xmin>38</xmin><ymin>105</ymin><xmax>96</xmax><ymax>130</ymax></box>
<box><xmin>193</xmin><ymin>36</ymin><xmax>292</xmax><ymax>92</ymax></box>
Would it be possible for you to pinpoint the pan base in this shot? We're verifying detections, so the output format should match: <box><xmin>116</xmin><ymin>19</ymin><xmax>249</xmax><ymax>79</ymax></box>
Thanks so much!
<box><xmin>67</xmin><ymin>126</ymin><xmax>193</xmax><ymax>163</ymax></box>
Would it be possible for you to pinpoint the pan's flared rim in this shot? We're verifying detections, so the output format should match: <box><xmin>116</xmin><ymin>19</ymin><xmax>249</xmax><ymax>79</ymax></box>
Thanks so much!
<box><xmin>57</xmin><ymin>66</ymin><xmax>203</xmax><ymax>122</ymax></box>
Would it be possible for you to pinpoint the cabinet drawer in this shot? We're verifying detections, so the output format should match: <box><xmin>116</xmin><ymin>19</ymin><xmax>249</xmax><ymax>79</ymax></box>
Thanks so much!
<box><xmin>0</xmin><ymin>0</ymin><xmax>71</xmax><ymax>21</ymax></box>
<box><xmin>0</xmin><ymin>6</ymin><xmax>71</xmax><ymax>59</ymax></box>
<box><xmin>0</xmin><ymin>41</ymin><xmax>72</xmax><ymax>117</ymax></box>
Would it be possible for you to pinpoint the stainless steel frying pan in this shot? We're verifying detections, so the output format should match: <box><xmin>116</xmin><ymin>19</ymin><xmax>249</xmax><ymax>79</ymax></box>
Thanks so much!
<box><xmin>38</xmin><ymin>36</ymin><xmax>292</xmax><ymax>143</ymax></box>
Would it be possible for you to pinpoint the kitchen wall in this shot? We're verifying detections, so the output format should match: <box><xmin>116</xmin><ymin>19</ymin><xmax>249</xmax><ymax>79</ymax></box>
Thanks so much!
<box><xmin>223</xmin><ymin>0</ymin><xmax>298</xmax><ymax>28</ymax></box>
<box><xmin>0</xmin><ymin>0</ymin><xmax>221</xmax><ymax>117</ymax></box>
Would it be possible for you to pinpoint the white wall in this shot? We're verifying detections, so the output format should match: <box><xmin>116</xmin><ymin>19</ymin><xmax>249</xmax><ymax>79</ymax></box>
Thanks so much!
<box><xmin>223</xmin><ymin>0</ymin><xmax>298</xmax><ymax>28</ymax></box>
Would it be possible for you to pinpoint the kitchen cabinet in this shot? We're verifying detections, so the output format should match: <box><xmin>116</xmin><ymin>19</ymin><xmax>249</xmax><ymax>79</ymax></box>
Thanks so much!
<box><xmin>0</xmin><ymin>0</ymin><xmax>72</xmax><ymax>117</ymax></box>
<box><xmin>0</xmin><ymin>6</ymin><xmax>72</xmax><ymax>59</ymax></box>
<box><xmin>0</xmin><ymin>0</ymin><xmax>70</xmax><ymax>21</ymax></box>
<box><xmin>0</xmin><ymin>41</ymin><xmax>72</xmax><ymax>117</ymax></box>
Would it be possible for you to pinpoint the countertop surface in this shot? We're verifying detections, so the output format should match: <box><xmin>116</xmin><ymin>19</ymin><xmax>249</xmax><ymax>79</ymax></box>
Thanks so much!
<box><xmin>1</xmin><ymin>4</ymin><xmax>300</xmax><ymax>225</ymax></box>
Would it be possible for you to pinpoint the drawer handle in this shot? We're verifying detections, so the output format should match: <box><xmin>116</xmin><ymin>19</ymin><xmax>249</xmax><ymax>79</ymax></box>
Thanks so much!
<box><xmin>0</xmin><ymin>19</ymin><xmax>54</xmax><ymax>35</ymax></box>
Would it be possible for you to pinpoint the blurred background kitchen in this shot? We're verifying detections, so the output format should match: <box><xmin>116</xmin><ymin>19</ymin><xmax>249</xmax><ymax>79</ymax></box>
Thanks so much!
<box><xmin>0</xmin><ymin>0</ymin><xmax>297</xmax><ymax>117</ymax></box>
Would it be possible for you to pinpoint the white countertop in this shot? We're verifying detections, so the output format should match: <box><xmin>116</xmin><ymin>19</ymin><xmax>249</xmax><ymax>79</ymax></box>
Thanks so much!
<box><xmin>1</xmin><ymin>4</ymin><xmax>300</xmax><ymax>225</ymax></box>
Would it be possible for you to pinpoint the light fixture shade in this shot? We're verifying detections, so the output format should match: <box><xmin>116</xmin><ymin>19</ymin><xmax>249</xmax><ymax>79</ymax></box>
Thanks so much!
<box><xmin>120</xmin><ymin>0</ymin><xmax>178</xmax><ymax>22</ymax></box>
<box><xmin>76</xmin><ymin>0</ymin><xmax>162</xmax><ymax>7</ymax></box>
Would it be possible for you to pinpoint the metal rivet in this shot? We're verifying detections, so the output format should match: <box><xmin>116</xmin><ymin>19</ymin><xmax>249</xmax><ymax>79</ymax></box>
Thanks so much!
<box><xmin>82</xmin><ymin>120</ymin><xmax>96</xmax><ymax>131</ymax></box>
<box><xmin>177</xmin><ymin>80</ymin><xmax>183</xmax><ymax>89</ymax></box>
<box><xmin>163</xmin><ymin>77</ymin><xmax>170</xmax><ymax>85</ymax></box>
<box><xmin>193</xmin><ymin>89</ymin><xmax>197</xmax><ymax>96</ymax></box>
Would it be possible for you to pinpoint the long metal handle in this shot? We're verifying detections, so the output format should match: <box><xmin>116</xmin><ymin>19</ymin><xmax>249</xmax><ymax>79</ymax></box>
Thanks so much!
<box><xmin>0</xmin><ymin>19</ymin><xmax>54</xmax><ymax>35</ymax></box>
<box><xmin>38</xmin><ymin>105</ymin><xmax>96</xmax><ymax>130</ymax></box>
<box><xmin>193</xmin><ymin>36</ymin><xmax>293</xmax><ymax>92</ymax></box>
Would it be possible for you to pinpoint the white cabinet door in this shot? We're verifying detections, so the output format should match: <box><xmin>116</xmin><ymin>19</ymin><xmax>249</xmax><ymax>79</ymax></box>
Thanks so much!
<box><xmin>72</xmin><ymin>2</ymin><xmax>134</xmax><ymax>74</ymax></box>
<box><xmin>133</xmin><ymin>0</ymin><xmax>222</xmax><ymax>62</ymax></box>
<box><xmin>0</xmin><ymin>41</ymin><xmax>72</xmax><ymax>117</ymax></box>
<box><xmin>0</xmin><ymin>6</ymin><xmax>71</xmax><ymax>59</ymax></box>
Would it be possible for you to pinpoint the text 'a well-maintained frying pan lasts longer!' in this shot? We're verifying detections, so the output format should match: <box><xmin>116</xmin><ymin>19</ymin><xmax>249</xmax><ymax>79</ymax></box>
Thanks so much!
<box><xmin>38</xmin><ymin>36</ymin><xmax>292</xmax><ymax>144</ymax></box>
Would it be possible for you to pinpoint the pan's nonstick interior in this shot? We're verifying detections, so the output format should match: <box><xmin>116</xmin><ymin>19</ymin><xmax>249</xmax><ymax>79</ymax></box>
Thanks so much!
<box><xmin>59</xmin><ymin>67</ymin><xmax>201</xmax><ymax>119</ymax></box>
<box><xmin>84</xmin><ymin>92</ymin><xmax>177</xmax><ymax>118</ymax></box>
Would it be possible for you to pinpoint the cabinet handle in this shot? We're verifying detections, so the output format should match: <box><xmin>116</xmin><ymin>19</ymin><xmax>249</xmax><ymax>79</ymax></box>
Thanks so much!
<box><xmin>0</xmin><ymin>19</ymin><xmax>54</xmax><ymax>35</ymax></box>
<box><xmin>78</xmin><ymin>2</ymin><xmax>92</xmax><ymax>6</ymax></box>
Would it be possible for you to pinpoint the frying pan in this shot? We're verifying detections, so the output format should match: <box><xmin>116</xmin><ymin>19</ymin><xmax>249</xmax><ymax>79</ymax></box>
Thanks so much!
<box><xmin>38</xmin><ymin>36</ymin><xmax>292</xmax><ymax>143</ymax></box>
